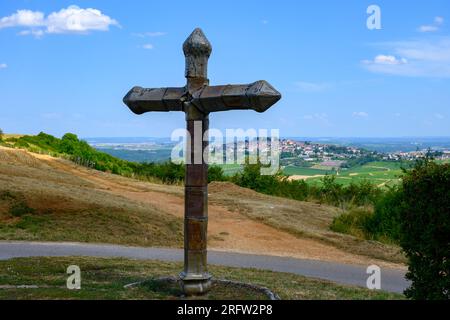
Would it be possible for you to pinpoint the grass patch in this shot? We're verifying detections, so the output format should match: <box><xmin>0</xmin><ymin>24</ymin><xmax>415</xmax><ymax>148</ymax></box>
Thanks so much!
<box><xmin>330</xmin><ymin>208</ymin><xmax>373</xmax><ymax>239</ymax></box>
<box><xmin>0</xmin><ymin>190</ymin><xmax>35</xmax><ymax>217</ymax></box>
<box><xmin>9</xmin><ymin>202</ymin><xmax>35</xmax><ymax>217</ymax></box>
<box><xmin>330</xmin><ymin>186</ymin><xmax>404</xmax><ymax>246</ymax></box>
<box><xmin>284</xmin><ymin>166</ymin><xmax>333</xmax><ymax>176</ymax></box>
<box><xmin>0</xmin><ymin>188</ymin><xmax>183</xmax><ymax>247</ymax></box>
<box><xmin>209</xmin><ymin>182</ymin><xmax>405</xmax><ymax>264</ymax></box>
<box><xmin>0</xmin><ymin>257</ymin><xmax>404</xmax><ymax>300</ymax></box>
<box><xmin>286</xmin><ymin>161</ymin><xmax>407</xmax><ymax>188</ymax></box>
<box><xmin>136</xmin><ymin>279</ymin><xmax>269</xmax><ymax>300</ymax></box>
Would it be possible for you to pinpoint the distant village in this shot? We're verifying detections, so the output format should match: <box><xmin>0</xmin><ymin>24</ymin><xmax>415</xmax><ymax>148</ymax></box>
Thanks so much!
<box><xmin>278</xmin><ymin>139</ymin><xmax>450</xmax><ymax>167</ymax></box>
<box><xmin>90</xmin><ymin>137</ymin><xmax>450</xmax><ymax>168</ymax></box>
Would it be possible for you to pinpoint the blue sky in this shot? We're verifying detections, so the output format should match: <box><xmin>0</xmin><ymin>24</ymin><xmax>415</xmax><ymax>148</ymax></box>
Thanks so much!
<box><xmin>0</xmin><ymin>0</ymin><xmax>449</xmax><ymax>138</ymax></box>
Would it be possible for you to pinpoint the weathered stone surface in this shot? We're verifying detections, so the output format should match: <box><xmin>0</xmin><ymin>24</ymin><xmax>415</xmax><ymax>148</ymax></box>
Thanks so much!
<box><xmin>191</xmin><ymin>80</ymin><xmax>281</xmax><ymax>113</ymax></box>
<box><xmin>123</xmin><ymin>86</ymin><xmax>185</xmax><ymax>114</ymax></box>
<box><xmin>124</xmin><ymin>80</ymin><xmax>281</xmax><ymax>115</ymax></box>
<box><xmin>122</xmin><ymin>27</ymin><xmax>282</xmax><ymax>296</ymax></box>
<box><xmin>183</xmin><ymin>28</ymin><xmax>212</xmax><ymax>79</ymax></box>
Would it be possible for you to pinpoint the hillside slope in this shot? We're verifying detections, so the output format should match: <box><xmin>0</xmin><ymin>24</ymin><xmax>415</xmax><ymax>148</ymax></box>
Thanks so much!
<box><xmin>0</xmin><ymin>146</ymin><xmax>404</xmax><ymax>268</ymax></box>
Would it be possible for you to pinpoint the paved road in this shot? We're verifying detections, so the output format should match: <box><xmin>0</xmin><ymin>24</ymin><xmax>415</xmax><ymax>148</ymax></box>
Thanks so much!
<box><xmin>0</xmin><ymin>241</ymin><xmax>409</xmax><ymax>293</ymax></box>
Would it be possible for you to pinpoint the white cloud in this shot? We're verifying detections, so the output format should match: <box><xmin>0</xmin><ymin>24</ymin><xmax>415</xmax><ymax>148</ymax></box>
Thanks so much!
<box><xmin>434</xmin><ymin>113</ymin><xmax>445</xmax><ymax>120</ymax></box>
<box><xmin>394</xmin><ymin>39</ymin><xmax>450</xmax><ymax>62</ymax></box>
<box><xmin>294</xmin><ymin>81</ymin><xmax>331</xmax><ymax>92</ymax></box>
<box><xmin>418</xmin><ymin>16</ymin><xmax>444</xmax><ymax>33</ymax></box>
<box><xmin>352</xmin><ymin>112</ymin><xmax>369</xmax><ymax>118</ymax></box>
<box><xmin>0</xmin><ymin>63</ymin><xmax>7</xmax><ymax>69</ymax></box>
<box><xmin>362</xmin><ymin>37</ymin><xmax>450</xmax><ymax>77</ymax></box>
<box><xmin>262</xmin><ymin>20</ymin><xmax>268</xmax><ymax>25</ymax></box>
<box><xmin>0</xmin><ymin>9</ymin><xmax>45</xmax><ymax>29</ymax></box>
<box><xmin>435</xmin><ymin>16</ymin><xmax>444</xmax><ymax>25</ymax></box>
<box><xmin>373</xmin><ymin>55</ymin><xmax>408</xmax><ymax>65</ymax></box>
<box><xmin>141</xmin><ymin>44</ymin><xmax>154</xmax><ymax>50</ymax></box>
<box><xmin>0</xmin><ymin>5</ymin><xmax>119</xmax><ymax>36</ymax></box>
<box><xmin>46</xmin><ymin>6</ymin><xmax>119</xmax><ymax>34</ymax></box>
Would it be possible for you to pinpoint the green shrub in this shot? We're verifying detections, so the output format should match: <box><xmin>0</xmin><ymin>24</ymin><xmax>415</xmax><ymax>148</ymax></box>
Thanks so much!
<box><xmin>232</xmin><ymin>163</ymin><xmax>283</xmax><ymax>195</ymax></box>
<box><xmin>330</xmin><ymin>208</ymin><xmax>373</xmax><ymax>239</ymax></box>
<box><xmin>1</xmin><ymin>190</ymin><xmax>35</xmax><ymax>217</ymax></box>
<box><xmin>320</xmin><ymin>175</ymin><xmax>343</xmax><ymax>206</ymax></box>
<box><xmin>344</xmin><ymin>180</ymin><xmax>383</xmax><ymax>207</ymax></box>
<box><xmin>14</xmin><ymin>139</ymin><xmax>30</xmax><ymax>148</ymax></box>
<box><xmin>231</xmin><ymin>163</ymin><xmax>310</xmax><ymax>200</ymax></box>
<box><xmin>232</xmin><ymin>163</ymin><xmax>381</xmax><ymax>205</ymax></box>
<box><xmin>400</xmin><ymin>160</ymin><xmax>450</xmax><ymax>300</ymax></box>
<box><xmin>365</xmin><ymin>186</ymin><xmax>404</xmax><ymax>242</ymax></box>
<box><xmin>9</xmin><ymin>201</ymin><xmax>35</xmax><ymax>217</ymax></box>
<box><xmin>208</xmin><ymin>165</ymin><xmax>226</xmax><ymax>183</ymax></box>
<box><xmin>134</xmin><ymin>161</ymin><xmax>185</xmax><ymax>184</ymax></box>
<box><xmin>0</xmin><ymin>190</ymin><xmax>17</xmax><ymax>201</ymax></box>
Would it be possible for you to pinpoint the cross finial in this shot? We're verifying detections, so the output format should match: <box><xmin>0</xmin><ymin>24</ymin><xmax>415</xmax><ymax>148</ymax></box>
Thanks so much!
<box><xmin>183</xmin><ymin>28</ymin><xmax>212</xmax><ymax>79</ymax></box>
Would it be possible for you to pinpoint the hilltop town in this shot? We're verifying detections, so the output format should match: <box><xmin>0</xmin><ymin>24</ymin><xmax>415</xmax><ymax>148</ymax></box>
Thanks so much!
<box><xmin>279</xmin><ymin>139</ymin><xmax>450</xmax><ymax>169</ymax></box>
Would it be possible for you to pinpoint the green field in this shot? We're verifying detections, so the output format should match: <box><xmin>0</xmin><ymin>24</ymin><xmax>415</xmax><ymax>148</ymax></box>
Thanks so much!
<box><xmin>283</xmin><ymin>166</ymin><xmax>336</xmax><ymax>176</ymax></box>
<box><xmin>285</xmin><ymin>161</ymin><xmax>409</xmax><ymax>187</ymax></box>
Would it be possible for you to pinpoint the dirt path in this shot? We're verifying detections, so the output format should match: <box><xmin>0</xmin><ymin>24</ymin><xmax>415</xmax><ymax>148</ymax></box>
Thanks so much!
<box><xmin>367</xmin><ymin>166</ymin><xmax>391</xmax><ymax>172</ymax></box>
<box><xmin>287</xmin><ymin>174</ymin><xmax>325</xmax><ymax>181</ymax></box>
<box><xmin>33</xmin><ymin>153</ymin><xmax>404</xmax><ymax>269</ymax></box>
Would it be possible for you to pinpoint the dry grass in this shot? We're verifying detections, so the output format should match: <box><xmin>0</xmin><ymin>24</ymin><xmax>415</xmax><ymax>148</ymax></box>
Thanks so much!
<box><xmin>1</xmin><ymin>134</ymin><xmax>24</xmax><ymax>139</ymax></box>
<box><xmin>209</xmin><ymin>182</ymin><xmax>405</xmax><ymax>264</ymax></box>
<box><xmin>0</xmin><ymin>148</ymin><xmax>183</xmax><ymax>247</ymax></box>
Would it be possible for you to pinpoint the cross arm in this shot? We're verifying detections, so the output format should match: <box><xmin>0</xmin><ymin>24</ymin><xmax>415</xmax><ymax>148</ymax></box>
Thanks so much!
<box><xmin>123</xmin><ymin>80</ymin><xmax>281</xmax><ymax>115</ymax></box>
<box><xmin>192</xmin><ymin>80</ymin><xmax>281</xmax><ymax>113</ymax></box>
<box><xmin>123</xmin><ymin>86</ymin><xmax>186</xmax><ymax>115</ymax></box>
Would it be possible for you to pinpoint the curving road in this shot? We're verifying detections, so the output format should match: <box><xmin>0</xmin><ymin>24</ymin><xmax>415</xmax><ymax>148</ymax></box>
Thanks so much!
<box><xmin>0</xmin><ymin>241</ymin><xmax>409</xmax><ymax>293</ymax></box>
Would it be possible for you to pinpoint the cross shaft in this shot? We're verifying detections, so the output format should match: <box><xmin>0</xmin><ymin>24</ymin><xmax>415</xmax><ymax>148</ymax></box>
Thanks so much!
<box><xmin>123</xmin><ymin>28</ymin><xmax>281</xmax><ymax>295</ymax></box>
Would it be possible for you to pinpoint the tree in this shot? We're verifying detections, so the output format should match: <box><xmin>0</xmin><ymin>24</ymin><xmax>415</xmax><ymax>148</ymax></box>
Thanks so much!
<box><xmin>400</xmin><ymin>159</ymin><xmax>450</xmax><ymax>299</ymax></box>
<box><xmin>0</xmin><ymin>128</ymin><xmax>3</xmax><ymax>141</ymax></box>
<box><xmin>60</xmin><ymin>133</ymin><xmax>80</xmax><ymax>155</ymax></box>
<box><xmin>208</xmin><ymin>165</ymin><xmax>226</xmax><ymax>182</ymax></box>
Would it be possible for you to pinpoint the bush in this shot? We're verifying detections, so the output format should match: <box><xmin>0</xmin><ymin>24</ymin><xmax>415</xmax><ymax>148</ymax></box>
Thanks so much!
<box><xmin>330</xmin><ymin>208</ymin><xmax>373</xmax><ymax>239</ymax></box>
<box><xmin>330</xmin><ymin>186</ymin><xmax>404</xmax><ymax>244</ymax></box>
<box><xmin>231</xmin><ymin>163</ymin><xmax>382</xmax><ymax>205</ymax></box>
<box><xmin>14</xmin><ymin>139</ymin><xmax>30</xmax><ymax>148</ymax></box>
<box><xmin>232</xmin><ymin>163</ymin><xmax>283</xmax><ymax>195</ymax></box>
<box><xmin>134</xmin><ymin>162</ymin><xmax>184</xmax><ymax>184</ymax></box>
<box><xmin>400</xmin><ymin>160</ymin><xmax>450</xmax><ymax>300</ymax></box>
<box><xmin>364</xmin><ymin>186</ymin><xmax>404</xmax><ymax>242</ymax></box>
<box><xmin>208</xmin><ymin>165</ymin><xmax>226</xmax><ymax>183</ymax></box>
<box><xmin>10</xmin><ymin>201</ymin><xmax>35</xmax><ymax>217</ymax></box>
<box><xmin>231</xmin><ymin>163</ymin><xmax>310</xmax><ymax>200</ymax></box>
<box><xmin>1</xmin><ymin>191</ymin><xmax>35</xmax><ymax>217</ymax></box>
<box><xmin>320</xmin><ymin>175</ymin><xmax>343</xmax><ymax>206</ymax></box>
<box><xmin>319</xmin><ymin>176</ymin><xmax>383</xmax><ymax>207</ymax></box>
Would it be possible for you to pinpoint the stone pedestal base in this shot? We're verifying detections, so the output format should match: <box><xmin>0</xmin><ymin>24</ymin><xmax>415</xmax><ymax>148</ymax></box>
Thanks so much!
<box><xmin>179</xmin><ymin>272</ymin><xmax>212</xmax><ymax>295</ymax></box>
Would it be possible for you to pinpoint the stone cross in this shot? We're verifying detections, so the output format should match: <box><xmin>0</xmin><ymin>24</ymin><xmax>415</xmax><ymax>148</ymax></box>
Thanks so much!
<box><xmin>123</xmin><ymin>28</ymin><xmax>281</xmax><ymax>295</ymax></box>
